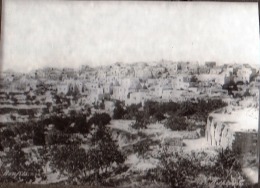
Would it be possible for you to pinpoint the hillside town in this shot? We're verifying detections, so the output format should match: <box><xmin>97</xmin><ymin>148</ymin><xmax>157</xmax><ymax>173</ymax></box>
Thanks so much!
<box><xmin>0</xmin><ymin>61</ymin><xmax>259</xmax><ymax>187</ymax></box>
<box><xmin>0</xmin><ymin>61</ymin><xmax>259</xmax><ymax>109</ymax></box>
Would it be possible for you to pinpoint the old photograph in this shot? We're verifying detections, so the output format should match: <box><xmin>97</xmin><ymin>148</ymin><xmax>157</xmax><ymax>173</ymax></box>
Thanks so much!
<box><xmin>0</xmin><ymin>0</ymin><xmax>259</xmax><ymax>187</ymax></box>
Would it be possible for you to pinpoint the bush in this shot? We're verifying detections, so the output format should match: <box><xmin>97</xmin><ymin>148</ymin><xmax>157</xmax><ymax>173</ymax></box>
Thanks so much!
<box><xmin>131</xmin><ymin>113</ymin><xmax>149</xmax><ymax>130</ymax></box>
<box><xmin>164</xmin><ymin>115</ymin><xmax>188</xmax><ymax>131</ymax></box>
<box><xmin>148</xmin><ymin>146</ymin><xmax>246</xmax><ymax>188</ymax></box>
<box><xmin>113</xmin><ymin>101</ymin><xmax>125</xmax><ymax>119</ymax></box>
<box><xmin>33</xmin><ymin>126</ymin><xmax>45</xmax><ymax>146</ymax></box>
<box><xmin>1</xmin><ymin>129</ymin><xmax>15</xmax><ymax>139</ymax></box>
<box><xmin>124</xmin><ymin>103</ymin><xmax>142</xmax><ymax>119</ymax></box>
<box><xmin>154</xmin><ymin>112</ymin><xmax>165</xmax><ymax>122</ymax></box>
<box><xmin>88</xmin><ymin>113</ymin><xmax>111</xmax><ymax>127</ymax></box>
<box><xmin>49</xmin><ymin>144</ymin><xmax>89</xmax><ymax>181</ymax></box>
<box><xmin>1</xmin><ymin>144</ymin><xmax>45</xmax><ymax>183</ymax></box>
<box><xmin>89</xmin><ymin>125</ymin><xmax>126</xmax><ymax>179</ymax></box>
<box><xmin>133</xmin><ymin>138</ymin><xmax>159</xmax><ymax>159</ymax></box>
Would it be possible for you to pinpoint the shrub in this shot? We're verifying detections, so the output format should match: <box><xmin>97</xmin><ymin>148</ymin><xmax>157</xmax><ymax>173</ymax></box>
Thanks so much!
<box><xmin>113</xmin><ymin>101</ymin><xmax>125</xmax><ymax>119</ymax></box>
<box><xmin>164</xmin><ymin>115</ymin><xmax>188</xmax><ymax>131</ymax></box>
<box><xmin>133</xmin><ymin>138</ymin><xmax>159</xmax><ymax>159</ymax></box>
<box><xmin>1</xmin><ymin>144</ymin><xmax>46</xmax><ymax>183</ymax></box>
<box><xmin>33</xmin><ymin>126</ymin><xmax>45</xmax><ymax>146</ymax></box>
<box><xmin>89</xmin><ymin>125</ymin><xmax>126</xmax><ymax>178</ymax></box>
<box><xmin>149</xmin><ymin>146</ymin><xmax>245</xmax><ymax>188</ymax></box>
<box><xmin>88</xmin><ymin>113</ymin><xmax>111</xmax><ymax>127</ymax></box>
<box><xmin>124</xmin><ymin>103</ymin><xmax>142</xmax><ymax>119</ymax></box>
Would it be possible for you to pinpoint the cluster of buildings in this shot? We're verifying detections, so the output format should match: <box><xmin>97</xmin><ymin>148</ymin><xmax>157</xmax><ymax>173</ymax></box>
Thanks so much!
<box><xmin>0</xmin><ymin>61</ymin><xmax>259</xmax><ymax>109</ymax></box>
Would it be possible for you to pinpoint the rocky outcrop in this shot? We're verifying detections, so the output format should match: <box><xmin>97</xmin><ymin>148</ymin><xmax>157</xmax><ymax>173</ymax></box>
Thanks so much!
<box><xmin>206</xmin><ymin>107</ymin><xmax>258</xmax><ymax>153</ymax></box>
<box><xmin>206</xmin><ymin>115</ymin><xmax>234</xmax><ymax>149</ymax></box>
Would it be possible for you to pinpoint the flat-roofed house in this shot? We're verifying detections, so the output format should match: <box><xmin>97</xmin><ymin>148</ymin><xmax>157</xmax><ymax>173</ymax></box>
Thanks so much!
<box><xmin>125</xmin><ymin>91</ymin><xmax>150</xmax><ymax>106</ymax></box>
<box><xmin>57</xmin><ymin>82</ymin><xmax>69</xmax><ymax>95</ymax></box>
<box><xmin>236</xmin><ymin>65</ymin><xmax>256</xmax><ymax>84</ymax></box>
<box><xmin>176</xmin><ymin>75</ymin><xmax>196</xmax><ymax>90</ymax></box>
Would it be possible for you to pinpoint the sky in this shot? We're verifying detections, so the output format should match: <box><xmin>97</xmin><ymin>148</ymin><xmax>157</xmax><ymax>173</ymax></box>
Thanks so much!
<box><xmin>1</xmin><ymin>0</ymin><xmax>260</xmax><ymax>73</ymax></box>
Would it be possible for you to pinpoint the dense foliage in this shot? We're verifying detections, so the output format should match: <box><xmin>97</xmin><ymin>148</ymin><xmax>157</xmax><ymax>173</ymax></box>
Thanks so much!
<box><xmin>0</xmin><ymin>144</ymin><xmax>46</xmax><ymax>183</ymax></box>
<box><xmin>113</xmin><ymin>101</ymin><xmax>125</xmax><ymax>119</ymax></box>
<box><xmin>164</xmin><ymin>116</ymin><xmax>188</xmax><ymax>131</ymax></box>
<box><xmin>145</xmin><ymin>146</ymin><xmax>245</xmax><ymax>188</ymax></box>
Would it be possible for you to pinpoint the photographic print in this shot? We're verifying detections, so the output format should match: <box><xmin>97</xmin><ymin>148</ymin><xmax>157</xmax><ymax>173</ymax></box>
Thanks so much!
<box><xmin>0</xmin><ymin>0</ymin><xmax>259</xmax><ymax>187</ymax></box>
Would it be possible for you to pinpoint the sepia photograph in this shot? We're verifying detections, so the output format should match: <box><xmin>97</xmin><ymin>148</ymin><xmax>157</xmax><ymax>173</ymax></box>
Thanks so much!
<box><xmin>0</xmin><ymin>0</ymin><xmax>260</xmax><ymax>187</ymax></box>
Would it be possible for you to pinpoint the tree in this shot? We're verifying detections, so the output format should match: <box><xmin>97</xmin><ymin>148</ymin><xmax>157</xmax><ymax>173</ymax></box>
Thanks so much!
<box><xmin>133</xmin><ymin>138</ymin><xmax>155</xmax><ymax>159</ymax></box>
<box><xmin>213</xmin><ymin>148</ymin><xmax>242</xmax><ymax>182</ymax></box>
<box><xmin>131</xmin><ymin>112</ymin><xmax>149</xmax><ymax>130</ymax></box>
<box><xmin>1</xmin><ymin>129</ymin><xmax>15</xmax><ymax>139</ymax></box>
<box><xmin>1</xmin><ymin>144</ymin><xmax>45</xmax><ymax>183</ymax></box>
<box><xmin>144</xmin><ymin>101</ymin><xmax>158</xmax><ymax>117</ymax></box>
<box><xmin>12</xmin><ymin>98</ymin><xmax>18</xmax><ymax>105</ymax></box>
<box><xmin>88</xmin><ymin>113</ymin><xmax>111</xmax><ymax>127</ymax></box>
<box><xmin>148</xmin><ymin>146</ymin><xmax>245</xmax><ymax>188</ymax></box>
<box><xmin>55</xmin><ymin>94</ymin><xmax>63</xmax><ymax>104</ymax></box>
<box><xmin>190</xmin><ymin>75</ymin><xmax>198</xmax><ymax>82</ymax></box>
<box><xmin>154</xmin><ymin>111</ymin><xmax>166</xmax><ymax>122</ymax></box>
<box><xmin>177</xmin><ymin>101</ymin><xmax>196</xmax><ymax>116</ymax></box>
<box><xmin>164</xmin><ymin>115</ymin><xmax>188</xmax><ymax>131</ymax></box>
<box><xmin>51</xmin><ymin>116</ymin><xmax>70</xmax><ymax>132</ymax></box>
<box><xmin>99</xmin><ymin>101</ymin><xmax>105</xmax><ymax>110</ymax></box>
<box><xmin>74</xmin><ymin>114</ymin><xmax>90</xmax><ymax>134</ymax></box>
<box><xmin>46</xmin><ymin>132</ymin><xmax>71</xmax><ymax>145</ymax></box>
<box><xmin>49</xmin><ymin>144</ymin><xmax>89</xmax><ymax>183</ymax></box>
<box><xmin>113</xmin><ymin>101</ymin><xmax>125</xmax><ymax>119</ymax></box>
<box><xmin>153</xmin><ymin>146</ymin><xmax>199</xmax><ymax>188</ymax></box>
<box><xmin>124</xmin><ymin>103</ymin><xmax>142</xmax><ymax>119</ymax></box>
<box><xmin>90</xmin><ymin>125</ymin><xmax>125</xmax><ymax>174</ymax></box>
<box><xmin>33</xmin><ymin>126</ymin><xmax>45</xmax><ymax>146</ymax></box>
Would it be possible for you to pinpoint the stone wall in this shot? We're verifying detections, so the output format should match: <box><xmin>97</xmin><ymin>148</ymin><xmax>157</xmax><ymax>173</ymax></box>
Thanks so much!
<box><xmin>232</xmin><ymin>132</ymin><xmax>257</xmax><ymax>154</ymax></box>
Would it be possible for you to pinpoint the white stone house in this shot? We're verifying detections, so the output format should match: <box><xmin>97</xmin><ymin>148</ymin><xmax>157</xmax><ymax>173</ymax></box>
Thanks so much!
<box><xmin>226</xmin><ymin>66</ymin><xmax>234</xmax><ymax>75</ymax></box>
<box><xmin>102</xmin><ymin>83</ymin><xmax>113</xmax><ymax>95</ymax></box>
<box><xmin>236</xmin><ymin>66</ymin><xmax>256</xmax><ymax>83</ymax></box>
<box><xmin>198</xmin><ymin>66</ymin><xmax>210</xmax><ymax>74</ymax></box>
<box><xmin>104</xmin><ymin>101</ymin><xmax>115</xmax><ymax>112</ymax></box>
<box><xmin>110</xmin><ymin>65</ymin><xmax>121</xmax><ymax>77</ymax></box>
<box><xmin>210</xmin><ymin>67</ymin><xmax>223</xmax><ymax>74</ymax></box>
<box><xmin>112</xmin><ymin>78</ymin><xmax>143</xmax><ymax>102</ymax></box>
<box><xmin>125</xmin><ymin>91</ymin><xmax>150</xmax><ymax>106</ymax></box>
<box><xmin>84</xmin><ymin>82</ymin><xmax>100</xmax><ymax>92</ymax></box>
<box><xmin>35</xmin><ymin>70</ymin><xmax>46</xmax><ymax>79</ymax></box>
<box><xmin>146</xmin><ymin>79</ymin><xmax>157</xmax><ymax>87</ymax></box>
<box><xmin>161</xmin><ymin>89</ymin><xmax>173</xmax><ymax>101</ymax></box>
<box><xmin>176</xmin><ymin>75</ymin><xmax>193</xmax><ymax>90</ymax></box>
<box><xmin>112</xmin><ymin>86</ymin><xmax>128</xmax><ymax>101</ymax></box>
<box><xmin>134</xmin><ymin>67</ymin><xmax>152</xmax><ymax>79</ymax></box>
<box><xmin>13</xmin><ymin>94</ymin><xmax>27</xmax><ymax>104</ymax></box>
<box><xmin>75</xmin><ymin>81</ymin><xmax>84</xmax><ymax>93</ymax></box>
<box><xmin>45</xmin><ymin>91</ymin><xmax>55</xmax><ymax>104</ymax></box>
<box><xmin>205</xmin><ymin>62</ymin><xmax>216</xmax><ymax>68</ymax></box>
<box><xmin>214</xmin><ymin>72</ymin><xmax>234</xmax><ymax>86</ymax></box>
<box><xmin>119</xmin><ymin>68</ymin><xmax>129</xmax><ymax>78</ymax></box>
<box><xmin>105</xmin><ymin>76</ymin><xmax>118</xmax><ymax>84</ymax></box>
<box><xmin>97</xmin><ymin>70</ymin><xmax>107</xmax><ymax>80</ymax></box>
<box><xmin>188</xmin><ymin>62</ymin><xmax>199</xmax><ymax>74</ymax></box>
<box><xmin>151</xmin><ymin>66</ymin><xmax>166</xmax><ymax>76</ymax></box>
<box><xmin>57</xmin><ymin>83</ymin><xmax>69</xmax><ymax>95</ymax></box>
<box><xmin>4</xmin><ymin>75</ymin><xmax>14</xmax><ymax>82</ymax></box>
<box><xmin>88</xmin><ymin>88</ymin><xmax>104</xmax><ymax>104</ymax></box>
